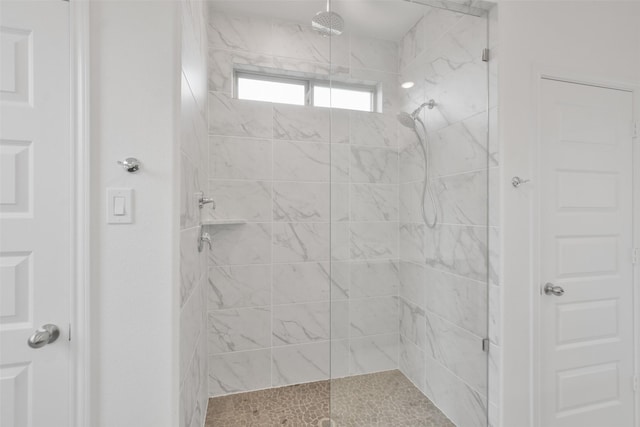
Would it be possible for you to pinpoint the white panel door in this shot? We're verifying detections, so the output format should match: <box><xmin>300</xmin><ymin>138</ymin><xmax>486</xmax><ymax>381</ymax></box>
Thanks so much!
<box><xmin>539</xmin><ymin>78</ymin><xmax>635</xmax><ymax>427</ymax></box>
<box><xmin>0</xmin><ymin>1</ymin><xmax>71</xmax><ymax>426</ymax></box>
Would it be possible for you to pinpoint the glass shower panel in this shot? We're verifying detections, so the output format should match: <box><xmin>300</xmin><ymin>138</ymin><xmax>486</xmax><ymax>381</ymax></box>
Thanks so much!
<box><xmin>329</xmin><ymin>1</ymin><xmax>491</xmax><ymax>425</ymax></box>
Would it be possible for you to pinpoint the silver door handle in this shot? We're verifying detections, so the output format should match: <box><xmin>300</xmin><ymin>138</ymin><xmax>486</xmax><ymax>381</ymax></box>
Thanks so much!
<box><xmin>543</xmin><ymin>283</ymin><xmax>564</xmax><ymax>297</ymax></box>
<box><xmin>27</xmin><ymin>324</ymin><xmax>60</xmax><ymax>349</ymax></box>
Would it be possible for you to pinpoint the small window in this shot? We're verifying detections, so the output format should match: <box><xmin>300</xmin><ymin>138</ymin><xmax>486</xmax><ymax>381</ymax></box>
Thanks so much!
<box><xmin>236</xmin><ymin>73</ymin><xmax>306</xmax><ymax>106</ymax></box>
<box><xmin>313</xmin><ymin>85</ymin><xmax>374</xmax><ymax>112</ymax></box>
<box><xmin>235</xmin><ymin>71</ymin><xmax>376</xmax><ymax>112</ymax></box>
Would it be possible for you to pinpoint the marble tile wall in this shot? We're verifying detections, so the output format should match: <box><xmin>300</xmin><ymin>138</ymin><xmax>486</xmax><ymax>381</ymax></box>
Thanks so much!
<box><xmin>179</xmin><ymin>0</ymin><xmax>209</xmax><ymax>426</ymax></box>
<box><xmin>397</xmin><ymin>6</ymin><xmax>492</xmax><ymax>427</ymax></box>
<box><xmin>205</xmin><ymin>8</ymin><xmax>402</xmax><ymax>397</ymax></box>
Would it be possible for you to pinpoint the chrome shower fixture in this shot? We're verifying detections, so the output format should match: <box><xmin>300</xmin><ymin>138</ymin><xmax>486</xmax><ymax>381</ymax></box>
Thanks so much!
<box><xmin>312</xmin><ymin>0</ymin><xmax>345</xmax><ymax>37</ymax></box>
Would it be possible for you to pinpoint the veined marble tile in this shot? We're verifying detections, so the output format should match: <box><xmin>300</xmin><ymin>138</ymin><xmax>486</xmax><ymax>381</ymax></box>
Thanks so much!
<box><xmin>399</xmin><ymin>261</ymin><xmax>426</xmax><ymax>308</ymax></box>
<box><xmin>272</xmin><ymin>342</ymin><xmax>330</xmax><ymax>387</ymax></box>
<box><xmin>399</xmin><ymin>335</ymin><xmax>426</xmax><ymax>392</ymax></box>
<box><xmin>422</xmin><ymin>6</ymin><xmax>465</xmax><ymax>50</ymax></box>
<box><xmin>180</xmin><ymin>283</ymin><xmax>204</xmax><ymax>382</ymax></box>
<box><xmin>207</xmin><ymin>11</ymin><xmax>273</xmax><ymax>54</ymax></box>
<box><xmin>329</xmin><ymin>261</ymin><xmax>350</xmax><ymax>300</ymax></box>
<box><xmin>274</xmin><ymin>104</ymin><xmax>331</xmax><ymax>142</ymax></box>
<box><xmin>430</xmin><ymin>112</ymin><xmax>494</xmax><ymax>177</ymax></box>
<box><xmin>273</xmin><ymin>141</ymin><xmax>330</xmax><ymax>182</ymax></box>
<box><xmin>400</xmin><ymin>298</ymin><xmax>427</xmax><ymax>350</ymax></box>
<box><xmin>350</xmin><ymin>222</ymin><xmax>399</xmax><ymax>260</ymax></box>
<box><xmin>350</xmin><ymin>184</ymin><xmax>399</xmax><ymax>222</ymax></box>
<box><xmin>349</xmin><ymin>334</ymin><xmax>398</xmax><ymax>375</ymax></box>
<box><xmin>399</xmin><ymin>222</ymin><xmax>427</xmax><ymax>264</ymax></box>
<box><xmin>330</xmin><ymin>339</ymin><xmax>350</xmax><ymax>379</ymax></box>
<box><xmin>180</xmin><ymin>330</ymin><xmax>205</xmax><ymax>427</ymax></box>
<box><xmin>330</xmin><ymin>144</ymin><xmax>350</xmax><ymax>183</ymax></box>
<box><xmin>350</xmin><ymin>146</ymin><xmax>398</xmax><ymax>184</ymax></box>
<box><xmin>208</xmin><ymin>307</ymin><xmax>271</xmax><ymax>354</ymax></box>
<box><xmin>272</xmin><ymin>222</ymin><xmax>330</xmax><ymax>263</ymax></box>
<box><xmin>488</xmin><ymin>226</ymin><xmax>500</xmax><ymax>286</ymax></box>
<box><xmin>270</xmin><ymin>20</ymin><xmax>349</xmax><ymax>67</ymax></box>
<box><xmin>424</xmin><ymin>224</ymin><xmax>488</xmax><ymax>282</ymax></box>
<box><xmin>208</xmin><ymin>223</ymin><xmax>271</xmax><ymax>266</ymax></box>
<box><xmin>488</xmin><ymin>343</ymin><xmax>500</xmax><ymax>406</ymax></box>
<box><xmin>208</xmin><ymin>349</ymin><xmax>271</xmax><ymax>396</ymax></box>
<box><xmin>208</xmin><ymin>49</ymin><xmax>272</xmax><ymax>94</ymax></box>
<box><xmin>180</xmin><ymin>227</ymin><xmax>202</xmax><ymax>308</ymax></box>
<box><xmin>331</xmin><ymin>183</ymin><xmax>349</xmax><ymax>222</ymax></box>
<box><xmin>421</xmin><ymin>22</ymin><xmax>487</xmax><ymax>127</ymax></box>
<box><xmin>399</xmin><ymin>181</ymin><xmax>426</xmax><ymax>224</ymax></box>
<box><xmin>350</xmin><ymin>35</ymin><xmax>398</xmax><ymax>73</ymax></box>
<box><xmin>180</xmin><ymin>153</ymin><xmax>200</xmax><ymax>230</ymax></box>
<box><xmin>424</xmin><ymin>355</ymin><xmax>488</xmax><ymax>427</ymax></box>
<box><xmin>350</xmin><ymin>111</ymin><xmax>397</xmax><ymax>148</ymax></box>
<box><xmin>209</xmin><ymin>136</ymin><xmax>272</xmax><ymax>180</ymax></box>
<box><xmin>331</xmin><ymin>108</ymin><xmax>350</xmax><ymax>144</ymax></box>
<box><xmin>350</xmin><ymin>260</ymin><xmax>400</xmax><ymax>299</ymax></box>
<box><xmin>209</xmin><ymin>92</ymin><xmax>272</xmax><ymax>138</ymax></box>
<box><xmin>208</xmin><ymin>265</ymin><xmax>271</xmax><ymax>310</ymax></box>
<box><xmin>209</xmin><ymin>180</ymin><xmax>272</xmax><ymax>221</ymax></box>
<box><xmin>424</xmin><ymin>267</ymin><xmax>487</xmax><ymax>337</ymax></box>
<box><xmin>350</xmin><ymin>296</ymin><xmax>398</xmax><ymax>337</ymax></box>
<box><xmin>424</xmin><ymin>312</ymin><xmax>487</xmax><ymax>393</ymax></box>
<box><xmin>400</xmin><ymin>14</ymin><xmax>425</xmax><ymax>71</ymax></box>
<box><xmin>488</xmin><ymin>284</ymin><xmax>501</xmax><ymax>345</ymax></box>
<box><xmin>331</xmin><ymin>300</ymin><xmax>349</xmax><ymax>341</ymax></box>
<box><xmin>431</xmin><ymin>170</ymin><xmax>488</xmax><ymax>226</ymax></box>
<box><xmin>272</xmin><ymin>262</ymin><xmax>331</xmax><ymax>304</ymax></box>
<box><xmin>181</xmin><ymin>74</ymin><xmax>207</xmax><ymax>164</ymax></box>
<box><xmin>351</xmin><ymin>68</ymin><xmax>400</xmax><ymax>113</ymax></box>
<box><xmin>272</xmin><ymin>301</ymin><xmax>330</xmax><ymax>345</ymax></box>
<box><xmin>181</xmin><ymin>4</ymin><xmax>207</xmax><ymax>114</ymax></box>
<box><xmin>399</xmin><ymin>139</ymin><xmax>425</xmax><ymax>184</ymax></box>
<box><xmin>273</xmin><ymin>182</ymin><xmax>330</xmax><ymax>222</ymax></box>
<box><xmin>330</xmin><ymin>222</ymin><xmax>350</xmax><ymax>262</ymax></box>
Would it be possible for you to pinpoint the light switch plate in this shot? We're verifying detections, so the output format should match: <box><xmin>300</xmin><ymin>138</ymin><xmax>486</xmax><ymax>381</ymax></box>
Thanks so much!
<box><xmin>107</xmin><ymin>188</ymin><xmax>133</xmax><ymax>224</ymax></box>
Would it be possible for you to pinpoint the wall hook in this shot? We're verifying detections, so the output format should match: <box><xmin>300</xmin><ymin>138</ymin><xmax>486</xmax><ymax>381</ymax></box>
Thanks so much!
<box><xmin>512</xmin><ymin>176</ymin><xmax>530</xmax><ymax>188</ymax></box>
<box><xmin>117</xmin><ymin>157</ymin><xmax>141</xmax><ymax>173</ymax></box>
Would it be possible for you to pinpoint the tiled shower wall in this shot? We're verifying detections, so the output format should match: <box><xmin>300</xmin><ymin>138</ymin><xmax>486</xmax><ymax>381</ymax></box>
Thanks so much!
<box><xmin>205</xmin><ymin>9</ymin><xmax>403</xmax><ymax>396</ymax></box>
<box><xmin>179</xmin><ymin>0</ymin><xmax>208</xmax><ymax>426</ymax></box>
<box><xmin>397</xmin><ymin>6</ymin><xmax>496</xmax><ymax>427</ymax></box>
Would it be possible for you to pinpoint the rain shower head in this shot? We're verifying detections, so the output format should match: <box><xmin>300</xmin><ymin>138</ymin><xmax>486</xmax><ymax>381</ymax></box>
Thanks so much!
<box><xmin>312</xmin><ymin>0</ymin><xmax>344</xmax><ymax>36</ymax></box>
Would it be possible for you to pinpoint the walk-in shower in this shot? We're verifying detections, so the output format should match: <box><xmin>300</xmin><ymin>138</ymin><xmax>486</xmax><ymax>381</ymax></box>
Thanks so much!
<box><xmin>397</xmin><ymin>99</ymin><xmax>438</xmax><ymax>228</ymax></box>
<box><xmin>204</xmin><ymin>0</ymin><xmax>493</xmax><ymax>425</ymax></box>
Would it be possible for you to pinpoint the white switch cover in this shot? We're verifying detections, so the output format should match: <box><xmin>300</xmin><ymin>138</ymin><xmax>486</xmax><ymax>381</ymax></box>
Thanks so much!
<box><xmin>107</xmin><ymin>188</ymin><xmax>133</xmax><ymax>224</ymax></box>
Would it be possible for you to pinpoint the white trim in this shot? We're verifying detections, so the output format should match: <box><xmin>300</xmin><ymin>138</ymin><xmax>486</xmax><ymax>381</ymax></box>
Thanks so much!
<box><xmin>69</xmin><ymin>1</ymin><xmax>91</xmax><ymax>426</ymax></box>
<box><xmin>528</xmin><ymin>66</ymin><xmax>640</xmax><ymax>427</ymax></box>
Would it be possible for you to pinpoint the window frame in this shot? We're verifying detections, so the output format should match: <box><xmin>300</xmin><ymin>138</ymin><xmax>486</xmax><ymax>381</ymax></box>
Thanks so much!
<box><xmin>234</xmin><ymin>70</ymin><xmax>377</xmax><ymax>112</ymax></box>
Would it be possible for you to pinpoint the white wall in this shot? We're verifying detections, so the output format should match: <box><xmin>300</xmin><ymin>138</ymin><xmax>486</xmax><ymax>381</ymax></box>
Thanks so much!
<box><xmin>498</xmin><ymin>1</ymin><xmax>640</xmax><ymax>426</ymax></box>
<box><xmin>89</xmin><ymin>1</ymin><xmax>181</xmax><ymax>425</ymax></box>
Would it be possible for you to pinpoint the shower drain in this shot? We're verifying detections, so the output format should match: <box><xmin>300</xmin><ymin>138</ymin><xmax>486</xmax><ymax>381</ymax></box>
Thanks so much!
<box><xmin>318</xmin><ymin>417</ymin><xmax>336</xmax><ymax>427</ymax></box>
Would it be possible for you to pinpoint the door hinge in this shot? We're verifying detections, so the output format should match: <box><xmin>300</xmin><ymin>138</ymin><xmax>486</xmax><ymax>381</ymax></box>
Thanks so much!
<box><xmin>482</xmin><ymin>338</ymin><xmax>490</xmax><ymax>352</ymax></box>
<box><xmin>482</xmin><ymin>48</ymin><xmax>490</xmax><ymax>62</ymax></box>
<box><xmin>633</xmin><ymin>248</ymin><xmax>639</xmax><ymax>265</ymax></box>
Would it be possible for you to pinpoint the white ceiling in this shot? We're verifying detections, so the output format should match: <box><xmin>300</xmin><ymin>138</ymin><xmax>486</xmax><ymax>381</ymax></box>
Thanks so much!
<box><xmin>208</xmin><ymin>0</ymin><xmax>428</xmax><ymax>41</ymax></box>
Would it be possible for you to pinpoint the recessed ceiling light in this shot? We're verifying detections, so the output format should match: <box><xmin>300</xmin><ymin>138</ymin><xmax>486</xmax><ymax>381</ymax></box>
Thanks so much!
<box><xmin>401</xmin><ymin>81</ymin><xmax>415</xmax><ymax>89</ymax></box>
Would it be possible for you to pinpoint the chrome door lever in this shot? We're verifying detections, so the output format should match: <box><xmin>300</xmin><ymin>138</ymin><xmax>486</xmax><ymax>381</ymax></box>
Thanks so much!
<box><xmin>28</xmin><ymin>324</ymin><xmax>60</xmax><ymax>349</ymax></box>
<box><xmin>543</xmin><ymin>283</ymin><xmax>565</xmax><ymax>297</ymax></box>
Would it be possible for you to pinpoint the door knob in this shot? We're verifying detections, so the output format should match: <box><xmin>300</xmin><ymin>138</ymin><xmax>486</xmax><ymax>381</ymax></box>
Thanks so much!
<box><xmin>543</xmin><ymin>283</ymin><xmax>565</xmax><ymax>297</ymax></box>
<box><xmin>27</xmin><ymin>324</ymin><xmax>60</xmax><ymax>349</ymax></box>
